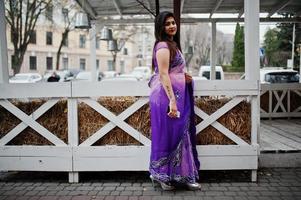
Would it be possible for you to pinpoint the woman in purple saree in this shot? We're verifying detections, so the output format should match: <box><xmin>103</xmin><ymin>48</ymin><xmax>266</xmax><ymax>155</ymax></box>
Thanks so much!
<box><xmin>148</xmin><ymin>11</ymin><xmax>201</xmax><ymax>191</ymax></box>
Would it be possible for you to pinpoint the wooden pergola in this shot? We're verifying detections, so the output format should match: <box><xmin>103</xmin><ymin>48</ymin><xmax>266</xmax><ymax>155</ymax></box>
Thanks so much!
<box><xmin>0</xmin><ymin>0</ymin><xmax>300</xmax><ymax>183</ymax></box>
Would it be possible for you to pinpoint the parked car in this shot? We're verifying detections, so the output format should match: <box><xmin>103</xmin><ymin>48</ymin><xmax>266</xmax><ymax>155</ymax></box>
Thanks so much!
<box><xmin>260</xmin><ymin>68</ymin><xmax>300</xmax><ymax>83</ymax></box>
<box><xmin>74</xmin><ymin>71</ymin><xmax>103</xmax><ymax>81</ymax></box>
<box><xmin>130</xmin><ymin>66</ymin><xmax>152</xmax><ymax>80</ymax></box>
<box><xmin>9</xmin><ymin>73</ymin><xmax>42</xmax><ymax>83</ymax></box>
<box><xmin>198</xmin><ymin>65</ymin><xmax>224</xmax><ymax>80</ymax></box>
<box><xmin>43</xmin><ymin>70</ymin><xmax>77</xmax><ymax>82</ymax></box>
<box><xmin>103</xmin><ymin>71</ymin><xmax>118</xmax><ymax>79</ymax></box>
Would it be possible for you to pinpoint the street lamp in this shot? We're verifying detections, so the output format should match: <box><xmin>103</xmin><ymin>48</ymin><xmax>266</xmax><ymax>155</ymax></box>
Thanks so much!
<box><xmin>74</xmin><ymin>12</ymin><xmax>91</xmax><ymax>29</ymax></box>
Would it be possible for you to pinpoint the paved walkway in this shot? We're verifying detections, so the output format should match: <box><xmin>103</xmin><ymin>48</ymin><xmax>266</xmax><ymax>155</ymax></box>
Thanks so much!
<box><xmin>0</xmin><ymin>168</ymin><xmax>301</xmax><ymax>200</ymax></box>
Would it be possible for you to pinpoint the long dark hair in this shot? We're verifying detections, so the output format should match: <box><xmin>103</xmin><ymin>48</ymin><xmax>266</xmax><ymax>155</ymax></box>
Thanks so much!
<box><xmin>152</xmin><ymin>11</ymin><xmax>182</xmax><ymax>70</ymax></box>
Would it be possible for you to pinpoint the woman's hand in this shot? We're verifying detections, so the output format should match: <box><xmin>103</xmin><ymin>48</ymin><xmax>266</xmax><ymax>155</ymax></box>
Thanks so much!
<box><xmin>168</xmin><ymin>99</ymin><xmax>178</xmax><ymax>118</ymax></box>
<box><xmin>185</xmin><ymin>73</ymin><xmax>192</xmax><ymax>83</ymax></box>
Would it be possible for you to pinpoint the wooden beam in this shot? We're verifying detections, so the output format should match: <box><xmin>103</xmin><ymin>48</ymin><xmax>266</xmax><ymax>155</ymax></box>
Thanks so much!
<box><xmin>113</xmin><ymin>0</ymin><xmax>122</xmax><ymax>17</ymax></box>
<box><xmin>75</xmin><ymin>0</ymin><xmax>97</xmax><ymax>19</ymax></box>
<box><xmin>174</xmin><ymin>0</ymin><xmax>181</xmax><ymax>39</ymax></box>
<box><xmin>180</xmin><ymin>0</ymin><xmax>185</xmax><ymax>14</ymax></box>
<box><xmin>97</xmin><ymin>17</ymin><xmax>301</xmax><ymax>24</ymax></box>
<box><xmin>209</xmin><ymin>0</ymin><xmax>223</xmax><ymax>18</ymax></box>
<box><xmin>238</xmin><ymin>7</ymin><xmax>244</xmax><ymax>18</ymax></box>
<box><xmin>0</xmin><ymin>0</ymin><xmax>9</xmax><ymax>83</ymax></box>
<box><xmin>267</xmin><ymin>0</ymin><xmax>293</xmax><ymax>18</ymax></box>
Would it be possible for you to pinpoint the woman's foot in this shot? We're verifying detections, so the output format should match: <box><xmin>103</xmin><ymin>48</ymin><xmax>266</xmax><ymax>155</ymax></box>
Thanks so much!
<box><xmin>186</xmin><ymin>182</ymin><xmax>202</xmax><ymax>190</ymax></box>
<box><xmin>150</xmin><ymin>175</ymin><xmax>175</xmax><ymax>191</ymax></box>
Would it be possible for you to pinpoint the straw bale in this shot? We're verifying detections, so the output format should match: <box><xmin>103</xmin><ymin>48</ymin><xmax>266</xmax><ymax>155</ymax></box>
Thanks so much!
<box><xmin>194</xmin><ymin>97</ymin><xmax>251</xmax><ymax>145</ymax></box>
<box><xmin>0</xmin><ymin>99</ymin><xmax>68</xmax><ymax>145</ymax></box>
<box><xmin>0</xmin><ymin>96</ymin><xmax>251</xmax><ymax>146</ymax></box>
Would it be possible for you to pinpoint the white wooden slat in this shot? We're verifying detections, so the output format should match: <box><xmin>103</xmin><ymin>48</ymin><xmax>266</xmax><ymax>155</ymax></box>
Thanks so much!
<box><xmin>0</xmin><ymin>82</ymin><xmax>71</xmax><ymax>99</ymax></box>
<box><xmin>194</xmin><ymin>106</ymin><xmax>249</xmax><ymax>145</ymax></box>
<box><xmin>0</xmin><ymin>146</ymin><xmax>72</xmax><ymax>156</ymax></box>
<box><xmin>260</xmin><ymin>130</ymin><xmax>296</xmax><ymax>151</ymax></box>
<box><xmin>71</xmin><ymin>81</ymin><xmax>150</xmax><ymax>97</ymax></box>
<box><xmin>260</xmin><ymin>112</ymin><xmax>301</xmax><ymax>118</ymax></box>
<box><xmin>196</xmin><ymin>97</ymin><xmax>245</xmax><ymax>132</ymax></box>
<box><xmin>261</xmin><ymin>124</ymin><xmax>301</xmax><ymax>149</ymax></box>
<box><xmin>294</xmin><ymin>90</ymin><xmax>301</xmax><ymax>97</ymax></box>
<box><xmin>68</xmin><ymin>98</ymin><xmax>78</xmax><ymax>146</ymax></box>
<box><xmin>81</xmin><ymin>99</ymin><xmax>151</xmax><ymax>146</ymax></box>
<box><xmin>273</xmin><ymin>90</ymin><xmax>286</xmax><ymax>113</ymax></box>
<box><xmin>80</xmin><ymin>97</ymin><xmax>149</xmax><ymax>146</ymax></box>
<box><xmin>0</xmin><ymin>100</ymin><xmax>67</xmax><ymax>146</ymax></box>
<box><xmin>262</xmin><ymin>120</ymin><xmax>301</xmax><ymax>141</ymax></box>
<box><xmin>251</xmin><ymin>96</ymin><xmax>260</xmax><ymax>144</ymax></box>
<box><xmin>72</xmin><ymin>145</ymin><xmax>258</xmax><ymax>171</ymax></box>
<box><xmin>0</xmin><ymin>157</ymin><xmax>72</xmax><ymax>171</ymax></box>
<box><xmin>0</xmin><ymin>99</ymin><xmax>59</xmax><ymax>145</ymax></box>
<box><xmin>261</xmin><ymin>83</ymin><xmax>301</xmax><ymax>91</ymax></box>
<box><xmin>293</xmin><ymin>106</ymin><xmax>301</xmax><ymax>112</ymax></box>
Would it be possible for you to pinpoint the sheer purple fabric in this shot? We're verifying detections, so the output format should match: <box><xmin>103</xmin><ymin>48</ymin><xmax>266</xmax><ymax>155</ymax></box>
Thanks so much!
<box><xmin>148</xmin><ymin>42</ymin><xmax>200</xmax><ymax>184</ymax></box>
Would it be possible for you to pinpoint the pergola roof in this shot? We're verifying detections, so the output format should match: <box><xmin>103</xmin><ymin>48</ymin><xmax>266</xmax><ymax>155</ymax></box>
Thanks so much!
<box><xmin>76</xmin><ymin>0</ymin><xmax>301</xmax><ymax>20</ymax></box>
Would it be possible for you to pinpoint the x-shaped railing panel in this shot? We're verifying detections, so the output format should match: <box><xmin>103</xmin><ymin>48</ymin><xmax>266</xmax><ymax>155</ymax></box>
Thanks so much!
<box><xmin>194</xmin><ymin>96</ymin><xmax>248</xmax><ymax>145</ymax></box>
<box><xmin>79</xmin><ymin>97</ymin><xmax>151</xmax><ymax>146</ymax></box>
<box><xmin>0</xmin><ymin>99</ymin><xmax>67</xmax><ymax>146</ymax></box>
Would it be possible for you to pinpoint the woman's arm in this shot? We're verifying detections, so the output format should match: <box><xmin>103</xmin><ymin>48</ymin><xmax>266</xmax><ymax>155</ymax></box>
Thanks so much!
<box><xmin>156</xmin><ymin>48</ymin><xmax>178</xmax><ymax>118</ymax></box>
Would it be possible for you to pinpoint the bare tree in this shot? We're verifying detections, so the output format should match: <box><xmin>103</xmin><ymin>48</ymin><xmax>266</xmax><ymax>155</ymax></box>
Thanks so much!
<box><xmin>109</xmin><ymin>24</ymin><xmax>139</xmax><ymax>71</ymax></box>
<box><xmin>5</xmin><ymin>0</ymin><xmax>52</xmax><ymax>75</ymax></box>
<box><xmin>52</xmin><ymin>0</ymin><xmax>79</xmax><ymax>70</ymax></box>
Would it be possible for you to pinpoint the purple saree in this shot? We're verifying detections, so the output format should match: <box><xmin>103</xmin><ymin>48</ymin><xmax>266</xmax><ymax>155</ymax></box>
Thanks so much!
<box><xmin>149</xmin><ymin>42</ymin><xmax>200</xmax><ymax>184</ymax></box>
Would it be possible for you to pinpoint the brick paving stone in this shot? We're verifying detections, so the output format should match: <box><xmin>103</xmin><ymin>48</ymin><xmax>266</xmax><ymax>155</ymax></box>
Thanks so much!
<box><xmin>115</xmin><ymin>196</ymin><xmax>129</xmax><ymax>200</ymax></box>
<box><xmin>68</xmin><ymin>191</ymin><xmax>89</xmax><ymax>196</ymax></box>
<box><xmin>103</xmin><ymin>183</ymin><xmax>120</xmax><ymax>187</ymax></box>
<box><xmin>152</xmin><ymin>196</ymin><xmax>173</xmax><ymax>200</ymax></box>
<box><xmin>120</xmin><ymin>191</ymin><xmax>133</xmax><ymax>196</ymax></box>
<box><xmin>76</xmin><ymin>186</ymin><xmax>95</xmax><ymax>191</ymax></box>
<box><xmin>39</xmin><ymin>197</ymin><xmax>58</xmax><ymax>200</ymax></box>
<box><xmin>97</xmin><ymin>191</ymin><xmax>111</xmax><ymax>196</ymax></box>
<box><xmin>57</xmin><ymin>197</ymin><xmax>72</xmax><ymax>200</ymax></box>
<box><xmin>103</xmin><ymin>187</ymin><xmax>116</xmax><ymax>191</ymax></box>
<box><xmin>71</xmin><ymin>196</ymin><xmax>93</xmax><ymax>200</ymax></box>
<box><xmin>132</xmin><ymin>191</ymin><xmax>143</xmax><ymax>196</ymax></box>
<box><xmin>128</xmin><ymin>197</ymin><xmax>139</xmax><ymax>200</ymax></box>
<box><xmin>110</xmin><ymin>191</ymin><xmax>120</xmax><ymax>196</ymax></box>
<box><xmin>124</xmin><ymin>187</ymin><xmax>143</xmax><ymax>191</ymax></box>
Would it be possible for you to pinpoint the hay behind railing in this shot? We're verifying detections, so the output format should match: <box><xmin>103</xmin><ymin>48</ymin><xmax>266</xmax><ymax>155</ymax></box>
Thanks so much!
<box><xmin>0</xmin><ymin>97</ymin><xmax>251</xmax><ymax>146</ymax></box>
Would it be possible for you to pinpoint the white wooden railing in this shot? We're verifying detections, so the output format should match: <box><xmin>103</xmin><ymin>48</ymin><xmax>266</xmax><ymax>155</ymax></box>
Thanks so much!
<box><xmin>260</xmin><ymin>83</ymin><xmax>301</xmax><ymax>118</ymax></box>
<box><xmin>0</xmin><ymin>80</ymin><xmax>259</xmax><ymax>182</ymax></box>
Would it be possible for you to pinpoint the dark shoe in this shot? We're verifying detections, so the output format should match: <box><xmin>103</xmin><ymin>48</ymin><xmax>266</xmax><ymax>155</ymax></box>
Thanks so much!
<box><xmin>150</xmin><ymin>175</ymin><xmax>175</xmax><ymax>191</ymax></box>
<box><xmin>186</xmin><ymin>182</ymin><xmax>202</xmax><ymax>190</ymax></box>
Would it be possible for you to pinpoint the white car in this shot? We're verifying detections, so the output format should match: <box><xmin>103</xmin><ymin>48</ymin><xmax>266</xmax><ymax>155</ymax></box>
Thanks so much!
<box><xmin>103</xmin><ymin>71</ymin><xmax>118</xmax><ymax>78</ymax></box>
<box><xmin>260</xmin><ymin>68</ymin><xmax>299</xmax><ymax>83</ymax></box>
<box><xmin>130</xmin><ymin>66</ymin><xmax>152</xmax><ymax>80</ymax></box>
<box><xmin>74</xmin><ymin>71</ymin><xmax>102</xmax><ymax>81</ymax></box>
<box><xmin>9</xmin><ymin>73</ymin><xmax>42</xmax><ymax>83</ymax></box>
<box><xmin>198</xmin><ymin>65</ymin><xmax>224</xmax><ymax>80</ymax></box>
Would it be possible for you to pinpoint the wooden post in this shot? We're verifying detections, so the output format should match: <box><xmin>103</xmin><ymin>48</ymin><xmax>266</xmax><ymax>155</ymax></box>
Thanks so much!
<box><xmin>244</xmin><ymin>0</ymin><xmax>260</xmax><ymax>182</ymax></box>
<box><xmin>68</xmin><ymin>98</ymin><xmax>79</xmax><ymax>183</ymax></box>
<box><xmin>210</xmin><ymin>21</ymin><xmax>216</xmax><ymax>80</ymax></box>
<box><xmin>0</xmin><ymin>0</ymin><xmax>9</xmax><ymax>83</ymax></box>
<box><xmin>90</xmin><ymin>21</ymin><xmax>97</xmax><ymax>82</ymax></box>
<box><xmin>174</xmin><ymin>0</ymin><xmax>181</xmax><ymax>39</ymax></box>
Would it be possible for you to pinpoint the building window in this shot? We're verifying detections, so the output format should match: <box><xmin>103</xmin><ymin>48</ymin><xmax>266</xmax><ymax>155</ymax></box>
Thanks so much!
<box><xmin>79</xmin><ymin>35</ymin><xmax>86</xmax><ymax>48</ymax></box>
<box><xmin>63</xmin><ymin>57</ymin><xmax>68</xmax><ymax>70</ymax></box>
<box><xmin>11</xmin><ymin>55</ymin><xmax>15</xmax><ymax>70</ymax></box>
<box><xmin>107</xmin><ymin>60</ymin><xmax>113</xmax><ymax>71</ymax></box>
<box><xmin>46</xmin><ymin>57</ymin><xmax>53</xmax><ymax>70</ymax></box>
<box><xmin>46</xmin><ymin>32</ymin><xmax>53</xmax><ymax>45</ymax></box>
<box><xmin>29</xmin><ymin>56</ymin><xmax>37</xmax><ymax>70</ymax></box>
<box><xmin>96</xmin><ymin>59</ymin><xmax>100</xmax><ymax>70</ymax></box>
<box><xmin>29</xmin><ymin>30</ymin><xmax>36</xmax><ymax>44</ymax></box>
<box><xmin>46</xmin><ymin>5</ymin><xmax>53</xmax><ymax>21</ymax></box>
<box><xmin>62</xmin><ymin>33</ymin><xmax>68</xmax><ymax>47</ymax></box>
<box><xmin>80</xmin><ymin>58</ymin><xmax>86</xmax><ymax>70</ymax></box>
<box><xmin>123</xmin><ymin>48</ymin><xmax>128</xmax><ymax>55</ymax></box>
